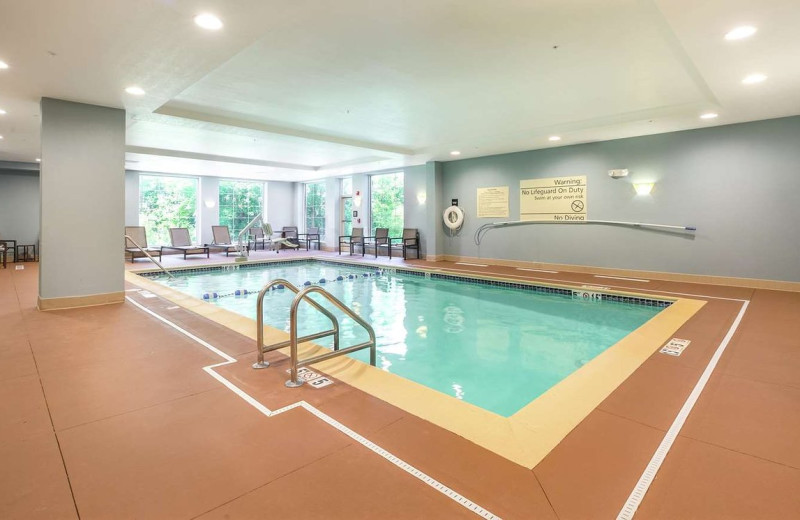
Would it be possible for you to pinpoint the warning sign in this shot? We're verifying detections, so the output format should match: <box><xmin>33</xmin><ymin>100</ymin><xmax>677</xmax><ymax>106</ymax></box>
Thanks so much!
<box><xmin>520</xmin><ymin>176</ymin><xmax>587</xmax><ymax>222</ymax></box>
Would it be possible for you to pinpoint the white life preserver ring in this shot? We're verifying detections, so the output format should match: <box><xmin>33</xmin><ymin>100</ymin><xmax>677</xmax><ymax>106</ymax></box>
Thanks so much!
<box><xmin>443</xmin><ymin>205</ymin><xmax>464</xmax><ymax>230</ymax></box>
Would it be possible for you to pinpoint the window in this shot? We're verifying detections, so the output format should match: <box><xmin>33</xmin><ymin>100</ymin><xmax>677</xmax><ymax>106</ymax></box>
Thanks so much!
<box><xmin>138</xmin><ymin>174</ymin><xmax>198</xmax><ymax>246</ymax></box>
<box><xmin>370</xmin><ymin>172</ymin><xmax>404</xmax><ymax>237</ymax></box>
<box><xmin>305</xmin><ymin>182</ymin><xmax>326</xmax><ymax>236</ymax></box>
<box><xmin>218</xmin><ymin>180</ymin><xmax>264</xmax><ymax>238</ymax></box>
<box><xmin>341</xmin><ymin>177</ymin><xmax>352</xmax><ymax>235</ymax></box>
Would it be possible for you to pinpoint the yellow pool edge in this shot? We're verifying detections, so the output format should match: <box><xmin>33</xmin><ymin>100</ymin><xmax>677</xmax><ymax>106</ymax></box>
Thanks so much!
<box><xmin>125</xmin><ymin>266</ymin><xmax>704</xmax><ymax>468</ymax></box>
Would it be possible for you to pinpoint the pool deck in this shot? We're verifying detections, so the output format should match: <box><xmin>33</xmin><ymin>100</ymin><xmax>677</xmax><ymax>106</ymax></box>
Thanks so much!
<box><xmin>2</xmin><ymin>250</ymin><xmax>799</xmax><ymax>519</ymax></box>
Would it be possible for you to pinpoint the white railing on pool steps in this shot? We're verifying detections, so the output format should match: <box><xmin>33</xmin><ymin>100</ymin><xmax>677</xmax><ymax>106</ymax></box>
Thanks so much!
<box><xmin>252</xmin><ymin>278</ymin><xmax>376</xmax><ymax>387</ymax></box>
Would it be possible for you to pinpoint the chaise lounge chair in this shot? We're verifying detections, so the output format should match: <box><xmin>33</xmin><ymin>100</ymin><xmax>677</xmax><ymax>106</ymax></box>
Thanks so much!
<box><xmin>209</xmin><ymin>225</ymin><xmax>243</xmax><ymax>257</ymax></box>
<box><xmin>162</xmin><ymin>228</ymin><xmax>209</xmax><ymax>259</ymax></box>
<box><xmin>124</xmin><ymin>226</ymin><xmax>162</xmax><ymax>263</ymax></box>
<box><xmin>261</xmin><ymin>223</ymin><xmax>299</xmax><ymax>252</ymax></box>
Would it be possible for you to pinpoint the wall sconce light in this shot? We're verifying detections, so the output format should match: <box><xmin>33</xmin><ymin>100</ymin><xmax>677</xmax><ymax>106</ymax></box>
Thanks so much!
<box><xmin>417</xmin><ymin>192</ymin><xmax>427</xmax><ymax>205</ymax></box>
<box><xmin>204</xmin><ymin>199</ymin><xmax>217</xmax><ymax>208</ymax></box>
<box><xmin>633</xmin><ymin>183</ymin><xmax>654</xmax><ymax>196</ymax></box>
<box><xmin>353</xmin><ymin>190</ymin><xmax>362</xmax><ymax>207</ymax></box>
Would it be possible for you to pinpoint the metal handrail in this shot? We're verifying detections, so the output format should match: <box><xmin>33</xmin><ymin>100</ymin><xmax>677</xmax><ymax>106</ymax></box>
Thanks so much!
<box><xmin>285</xmin><ymin>285</ymin><xmax>376</xmax><ymax>388</ymax></box>
<box><xmin>237</xmin><ymin>212</ymin><xmax>264</xmax><ymax>259</ymax></box>
<box><xmin>124</xmin><ymin>234</ymin><xmax>175</xmax><ymax>279</ymax></box>
<box><xmin>252</xmin><ymin>279</ymin><xmax>340</xmax><ymax>369</ymax></box>
<box><xmin>474</xmin><ymin>219</ymin><xmax>697</xmax><ymax>245</ymax></box>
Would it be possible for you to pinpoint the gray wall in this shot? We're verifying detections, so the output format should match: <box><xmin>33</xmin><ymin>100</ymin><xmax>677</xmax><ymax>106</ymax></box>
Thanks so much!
<box><xmin>441</xmin><ymin>116</ymin><xmax>800</xmax><ymax>282</ymax></box>
<box><xmin>266</xmin><ymin>181</ymin><xmax>297</xmax><ymax>232</ymax></box>
<box><xmin>0</xmin><ymin>170</ymin><xmax>40</xmax><ymax>245</ymax></box>
<box><xmin>40</xmin><ymin>98</ymin><xmax>126</xmax><ymax>299</ymax></box>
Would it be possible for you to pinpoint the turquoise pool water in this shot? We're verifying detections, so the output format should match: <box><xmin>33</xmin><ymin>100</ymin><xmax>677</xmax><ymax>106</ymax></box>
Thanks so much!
<box><xmin>149</xmin><ymin>261</ymin><xmax>664</xmax><ymax>417</ymax></box>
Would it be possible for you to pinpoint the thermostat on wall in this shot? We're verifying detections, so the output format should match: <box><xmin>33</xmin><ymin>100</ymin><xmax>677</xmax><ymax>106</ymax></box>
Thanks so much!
<box><xmin>608</xmin><ymin>169</ymin><xmax>629</xmax><ymax>178</ymax></box>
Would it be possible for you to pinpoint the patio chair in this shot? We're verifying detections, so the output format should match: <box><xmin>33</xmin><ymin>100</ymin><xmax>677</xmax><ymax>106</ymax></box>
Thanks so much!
<box><xmin>162</xmin><ymin>228</ymin><xmax>209</xmax><ymax>259</ymax></box>
<box><xmin>124</xmin><ymin>226</ymin><xmax>162</xmax><ymax>263</ymax></box>
<box><xmin>281</xmin><ymin>226</ymin><xmax>300</xmax><ymax>247</ymax></box>
<box><xmin>262</xmin><ymin>223</ymin><xmax>299</xmax><ymax>252</ymax></box>
<box><xmin>383</xmin><ymin>228</ymin><xmax>420</xmax><ymax>259</ymax></box>
<box><xmin>209</xmin><ymin>225</ymin><xmax>242</xmax><ymax>257</ymax></box>
<box><xmin>249</xmin><ymin>226</ymin><xmax>269</xmax><ymax>251</ymax></box>
<box><xmin>339</xmin><ymin>227</ymin><xmax>365</xmax><ymax>256</ymax></box>
<box><xmin>297</xmin><ymin>227</ymin><xmax>321</xmax><ymax>251</ymax></box>
<box><xmin>364</xmin><ymin>227</ymin><xmax>389</xmax><ymax>258</ymax></box>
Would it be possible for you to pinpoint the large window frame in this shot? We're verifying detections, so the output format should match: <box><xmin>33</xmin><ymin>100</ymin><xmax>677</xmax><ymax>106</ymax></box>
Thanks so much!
<box><xmin>369</xmin><ymin>171</ymin><xmax>404</xmax><ymax>238</ymax></box>
<box><xmin>138</xmin><ymin>174</ymin><xmax>199</xmax><ymax>246</ymax></box>
<box><xmin>305</xmin><ymin>181</ymin><xmax>326</xmax><ymax>238</ymax></box>
<box><xmin>218</xmin><ymin>179</ymin><xmax>266</xmax><ymax>239</ymax></box>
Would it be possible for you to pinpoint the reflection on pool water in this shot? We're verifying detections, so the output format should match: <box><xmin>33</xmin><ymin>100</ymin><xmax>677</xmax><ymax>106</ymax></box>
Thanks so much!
<box><xmin>152</xmin><ymin>261</ymin><xmax>663</xmax><ymax>417</ymax></box>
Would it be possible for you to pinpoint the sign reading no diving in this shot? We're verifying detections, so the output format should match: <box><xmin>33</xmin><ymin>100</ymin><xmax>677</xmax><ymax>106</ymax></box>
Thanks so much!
<box><xmin>520</xmin><ymin>176</ymin><xmax>587</xmax><ymax>222</ymax></box>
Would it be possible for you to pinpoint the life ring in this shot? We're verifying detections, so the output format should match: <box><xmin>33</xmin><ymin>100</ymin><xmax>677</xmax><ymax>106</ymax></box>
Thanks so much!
<box><xmin>443</xmin><ymin>205</ymin><xmax>464</xmax><ymax>230</ymax></box>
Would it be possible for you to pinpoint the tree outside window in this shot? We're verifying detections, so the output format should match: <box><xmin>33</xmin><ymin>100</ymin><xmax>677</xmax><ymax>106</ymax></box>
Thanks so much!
<box><xmin>305</xmin><ymin>182</ymin><xmax>326</xmax><ymax>237</ymax></box>
<box><xmin>219</xmin><ymin>180</ymin><xmax>264</xmax><ymax>238</ymax></box>
<box><xmin>370</xmin><ymin>172</ymin><xmax>404</xmax><ymax>237</ymax></box>
<box><xmin>138</xmin><ymin>175</ymin><xmax>198</xmax><ymax>246</ymax></box>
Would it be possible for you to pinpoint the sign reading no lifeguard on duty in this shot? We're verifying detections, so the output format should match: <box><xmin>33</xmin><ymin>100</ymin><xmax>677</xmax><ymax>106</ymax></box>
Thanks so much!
<box><xmin>520</xmin><ymin>176</ymin><xmax>587</xmax><ymax>222</ymax></box>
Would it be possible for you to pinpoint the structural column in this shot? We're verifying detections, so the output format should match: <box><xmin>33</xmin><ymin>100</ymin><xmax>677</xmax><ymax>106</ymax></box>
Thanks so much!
<box><xmin>39</xmin><ymin>98</ymin><xmax>126</xmax><ymax>309</ymax></box>
<box><xmin>424</xmin><ymin>161</ymin><xmax>444</xmax><ymax>260</ymax></box>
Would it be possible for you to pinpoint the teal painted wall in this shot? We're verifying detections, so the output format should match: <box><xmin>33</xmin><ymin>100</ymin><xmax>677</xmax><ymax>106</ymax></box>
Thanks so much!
<box><xmin>441</xmin><ymin>116</ymin><xmax>800</xmax><ymax>282</ymax></box>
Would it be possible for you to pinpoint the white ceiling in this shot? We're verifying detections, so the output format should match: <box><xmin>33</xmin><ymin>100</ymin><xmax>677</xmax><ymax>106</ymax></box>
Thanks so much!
<box><xmin>1</xmin><ymin>0</ymin><xmax>798</xmax><ymax>179</ymax></box>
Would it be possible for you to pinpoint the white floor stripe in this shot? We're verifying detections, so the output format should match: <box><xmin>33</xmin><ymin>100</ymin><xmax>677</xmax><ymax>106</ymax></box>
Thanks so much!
<box><xmin>516</xmin><ymin>268</ymin><xmax>559</xmax><ymax>273</ymax></box>
<box><xmin>125</xmin><ymin>296</ymin><xmax>500</xmax><ymax>519</ymax></box>
<box><xmin>594</xmin><ymin>275</ymin><xmax>650</xmax><ymax>283</ymax></box>
<box><xmin>616</xmin><ymin>300</ymin><xmax>750</xmax><ymax>520</ymax></box>
<box><xmin>456</xmin><ymin>262</ymin><xmax>488</xmax><ymax>267</ymax></box>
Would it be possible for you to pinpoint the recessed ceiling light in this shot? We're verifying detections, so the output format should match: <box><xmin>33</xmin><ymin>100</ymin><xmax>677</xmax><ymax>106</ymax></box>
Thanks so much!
<box><xmin>36</xmin><ymin>158</ymin><xmax>41</xmax><ymax>162</ymax></box>
<box><xmin>548</xmin><ymin>136</ymin><xmax>561</xmax><ymax>142</ymax></box>
<box><xmin>0</xmin><ymin>60</ymin><xmax>8</xmax><ymax>69</ymax></box>
<box><xmin>0</xmin><ymin>108</ymin><xmax>6</xmax><ymax>115</ymax></box>
<box><xmin>742</xmin><ymin>73</ymin><xmax>767</xmax><ymax>84</ymax></box>
<box><xmin>125</xmin><ymin>86</ymin><xmax>146</xmax><ymax>96</ymax></box>
<box><xmin>194</xmin><ymin>13</ymin><xmax>223</xmax><ymax>30</ymax></box>
<box><xmin>0</xmin><ymin>135</ymin><xmax>4</xmax><ymax>140</ymax></box>
<box><xmin>450</xmin><ymin>150</ymin><xmax>461</xmax><ymax>156</ymax></box>
<box><xmin>725</xmin><ymin>26</ymin><xmax>757</xmax><ymax>41</ymax></box>
<box><xmin>700</xmin><ymin>112</ymin><xmax>718</xmax><ymax>120</ymax></box>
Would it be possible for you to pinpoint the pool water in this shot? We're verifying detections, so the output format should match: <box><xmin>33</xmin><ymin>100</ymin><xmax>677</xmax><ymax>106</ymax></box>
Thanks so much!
<box><xmin>151</xmin><ymin>261</ymin><xmax>663</xmax><ymax>417</ymax></box>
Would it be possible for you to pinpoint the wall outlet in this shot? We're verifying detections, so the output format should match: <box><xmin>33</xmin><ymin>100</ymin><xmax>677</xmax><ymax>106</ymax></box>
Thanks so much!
<box><xmin>608</xmin><ymin>169</ymin><xmax>629</xmax><ymax>178</ymax></box>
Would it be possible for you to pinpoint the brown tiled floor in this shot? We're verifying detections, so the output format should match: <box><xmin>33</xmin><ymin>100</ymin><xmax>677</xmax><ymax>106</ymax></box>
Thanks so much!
<box><xmin>3</xmin><ymin>255</ymin><xmax>799</xmax><ymax>519</ymax></box>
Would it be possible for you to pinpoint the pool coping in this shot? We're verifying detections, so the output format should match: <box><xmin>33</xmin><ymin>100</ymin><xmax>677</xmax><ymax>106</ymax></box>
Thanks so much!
<box><xmin>126</xmin><ymin>257</ymin><xmax>705</xmax><ymax>468</ymax></box>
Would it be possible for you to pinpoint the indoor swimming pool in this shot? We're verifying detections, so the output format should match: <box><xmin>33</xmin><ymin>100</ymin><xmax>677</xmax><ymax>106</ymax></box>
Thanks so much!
<box><xmin>144</xmin><ymin>260</ymin><xmax>668</xmax><ymax>417</ymax></box>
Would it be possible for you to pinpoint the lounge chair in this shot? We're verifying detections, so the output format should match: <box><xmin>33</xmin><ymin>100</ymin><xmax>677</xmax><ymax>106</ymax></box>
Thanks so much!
<box><xmin>124</xmin><ymin>226</ymin><xmax>162</xmax><ymax>263</ymax></box>
<box><xmin>382</xmin><ymin>228</ymin><xmax>420</xmax><ymax>259</ymax></box>
<box><xmin>262</xmin><ymin>223</ymin><xmax>299</xmax><ymax>252</ymax></box>
<box><xmin>339</xmin><ymin>227</ymin><xmax>365</xmax><ymax>256</ymax></box>
<box><xmin>162</xmin><ymin>228</ymin><xmax>209</xmax><ymax>259</ymax></box>
<box><xmin>281</xmin><ymin>226</ymin><xmax>300</xmax><ymax>248</ymax></box>
<box><xmin>209</xmin><ymin>225</ymin><xmax>243</xmax><ymax>257</ymax></box>
<box><xmin>364</xmin><ymin>227</ymin><xmax>389</xmax><ymax>258</ymax></box>
<box><xmin>297</xmin><ymin>227</ymin><xmax>321</xmax><ymax>251</ymax></box>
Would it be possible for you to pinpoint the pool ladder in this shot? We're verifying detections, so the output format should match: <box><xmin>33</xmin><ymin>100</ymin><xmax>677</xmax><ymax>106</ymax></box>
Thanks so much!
<box><xmin>252</xmin><ymin>279</ymin><xmax>377</xmax><ymax>387</ymax></box>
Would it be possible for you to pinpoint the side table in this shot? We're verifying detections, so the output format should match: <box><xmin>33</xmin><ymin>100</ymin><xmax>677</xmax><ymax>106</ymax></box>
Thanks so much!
<box><xmin>16</xmin><ymin>244</ymin><xmax>37</xmax><ymax>262</ymax></box>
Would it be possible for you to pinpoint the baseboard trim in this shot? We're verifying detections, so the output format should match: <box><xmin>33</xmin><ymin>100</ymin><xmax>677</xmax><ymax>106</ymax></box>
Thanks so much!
<box><xmin>38</xmin><ymin>291</ymin><xmax>126</xmax><ymax>311</ymax></box>
<box><xmin>442</xmin><ymin>255</ymin><xmax>800</xmax><ymax>292</ymax></box>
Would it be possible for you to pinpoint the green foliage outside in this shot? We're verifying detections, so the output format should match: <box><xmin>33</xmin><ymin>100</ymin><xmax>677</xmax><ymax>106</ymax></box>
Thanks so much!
<box><xmin>370</xmin><ymin>172</ymin><xmax>404</xmax><ymax>237</ymax></box>
<box><xmin>138</xmin><ymin>175</ymin><xmax>197</xmax><ymax>246</ymax></box>
<box><xmin>342</xmin><ymin>196</ymin><xmax>353</xmax><ymax>236</ymax></box>
<box><xmin>305</xmin><ymin>182</ymin><xmax>326</xmax><ymax>237</ymax></box>
<box><xmin>219</xmin><ymin>180</ymin><xmax>264</xmax><ymax>238</ymax></box>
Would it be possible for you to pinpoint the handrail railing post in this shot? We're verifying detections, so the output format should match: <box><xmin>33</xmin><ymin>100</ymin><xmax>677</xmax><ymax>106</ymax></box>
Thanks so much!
<box><xmin>283</xmin><ymin>285</ymin><xmax>377</xmax><ymax>388</ymax></box>
<box><xmin>124</xmin><ymin>234</ymin><xmax>174</xmax><ymax>279</ymax></box>
<box><xmin>252</xmin><ymin>279</ymin><xmax>340</xmax><ymax>369</ymax></box>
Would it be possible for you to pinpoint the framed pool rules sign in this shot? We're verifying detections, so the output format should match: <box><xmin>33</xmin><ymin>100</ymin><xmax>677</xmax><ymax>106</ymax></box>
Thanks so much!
<box><xmin>520</xmin><ymin>176</ymin><xmax>587</xmax><ymax>222</ymax></box>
